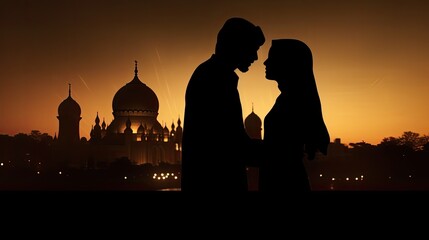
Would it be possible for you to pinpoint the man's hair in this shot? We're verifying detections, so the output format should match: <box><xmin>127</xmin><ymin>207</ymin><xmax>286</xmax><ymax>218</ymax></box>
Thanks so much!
<box><xmin>215</xmin><ymin>17</ymin><xmax>265</xmax><ymax>54</ymax></box>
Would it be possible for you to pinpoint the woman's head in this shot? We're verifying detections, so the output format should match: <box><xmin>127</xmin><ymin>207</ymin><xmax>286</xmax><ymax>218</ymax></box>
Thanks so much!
<box><xmin>264</xmin><ymin>39</ymin><xmax>313</xmax><ymax>85</ymax></box>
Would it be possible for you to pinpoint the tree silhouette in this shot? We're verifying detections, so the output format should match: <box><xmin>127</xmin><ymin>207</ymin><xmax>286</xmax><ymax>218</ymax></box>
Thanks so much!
<box><xmin>380</xmin><ymin>131</ymin><xmax>429</xmax><ymax>151</ymax></box>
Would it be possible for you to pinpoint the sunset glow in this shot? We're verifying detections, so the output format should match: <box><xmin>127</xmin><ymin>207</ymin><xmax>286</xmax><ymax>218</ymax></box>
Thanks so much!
<box><xmin>1</xmin><ymin>1</ymin><xmax>429</xmax><ymax>145</ymax></box>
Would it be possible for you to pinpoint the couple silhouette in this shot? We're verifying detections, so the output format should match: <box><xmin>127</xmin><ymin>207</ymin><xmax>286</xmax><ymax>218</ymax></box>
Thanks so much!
<box><xmin>181</xmin><ymin>17</ymin><xmax>330</xmax><ymax>192</ymax></box>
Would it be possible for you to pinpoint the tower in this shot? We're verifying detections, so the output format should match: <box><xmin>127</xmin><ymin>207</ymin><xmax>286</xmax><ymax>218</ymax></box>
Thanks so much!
<box><xmin>57</xmin><ymin>84</ymin><xmax>82</xmax><ymax>144</ymax></box>
<box><xmin>244</xmin><ymin>104</ymin><xmax>262</xmax><ymax>191</ymax></box>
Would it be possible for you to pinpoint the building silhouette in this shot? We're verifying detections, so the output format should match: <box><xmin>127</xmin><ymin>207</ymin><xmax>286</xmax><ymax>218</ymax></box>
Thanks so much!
<box><xmin>52</xmin><ymin>84</ymin><xmax>85</xmax><ymax>170</ymax></box>
<box><xmin>53</xmin><ymin>61</ymin><xmax>182</xmax><ymax>170</ymax></box>
<box><xmin>57</xmin><ymin>84</ymin><xmax>81</xmax><ymax>145</ymax></box>
<box><xmin>244</xmin><ymin>105</ymin><xmax>262</xmax><ymax>191</ymax></box>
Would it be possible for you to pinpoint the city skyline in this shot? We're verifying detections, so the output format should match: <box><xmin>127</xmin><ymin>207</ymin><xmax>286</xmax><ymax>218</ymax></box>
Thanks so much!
<box><xmin>2</xmin><ymin>0</ymin><xmax>429</xmax><ymax>145</ymax></box>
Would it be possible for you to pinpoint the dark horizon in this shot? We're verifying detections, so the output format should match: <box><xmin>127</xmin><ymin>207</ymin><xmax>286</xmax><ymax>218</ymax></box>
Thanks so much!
<box><xmin>2</xmin><ymin>130</ymin><xmax>429</xmax><ymax>191</ymax></box>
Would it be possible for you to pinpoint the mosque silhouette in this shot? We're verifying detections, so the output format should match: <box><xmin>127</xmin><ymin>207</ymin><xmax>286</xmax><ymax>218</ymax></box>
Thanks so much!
<box><xmin>53</xmin><ymin>61</ymin><xmax>183</xmax><ymax>170</ymax></box>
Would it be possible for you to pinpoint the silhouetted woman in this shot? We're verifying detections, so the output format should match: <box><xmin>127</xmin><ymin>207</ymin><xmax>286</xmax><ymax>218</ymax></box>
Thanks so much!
<box><xmin>259</xmin><ymin>39</ymin><xmax>330</xmax><ymax>192</ymax></box>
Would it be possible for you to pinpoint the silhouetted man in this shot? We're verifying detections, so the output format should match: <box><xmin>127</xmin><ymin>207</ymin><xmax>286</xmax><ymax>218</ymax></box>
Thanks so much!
<box><xmin>181</xmin><ymin>17</ymin><xmax>265</xmax><ymax>192</ymax></box>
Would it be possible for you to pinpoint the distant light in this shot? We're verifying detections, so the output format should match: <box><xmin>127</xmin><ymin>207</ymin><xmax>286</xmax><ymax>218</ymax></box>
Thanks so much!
<box><xmin>319</xmin><ymin>174</ymin><xmax>323</xmax><ymax>177</ymax></box>
<box><xmin>346</xmin><ymin>177</ymin><xmax>349</xmax><ymax>181</ymax></box>
<box><xmin>355</xmin><ymin>177</ymin><xmax>359</xmax><ymax>181</ymax></box>
<box><xmin>0</xmin><ymin>163</ymin><xmax>3</xmax><ymax>166</ymax></box>
<box><xmin>409</xmin><ymin>175</ymin><xmax>412</xmax><ymax>178</ymax></box>
<box><xmin>28</xmin><ymin>160</ymin><xmax>31</xmax><ymax>162</ymax></box>
<box><xmin>332</xmin><ymin>178</ymin><xmax>335</xmax><ymax>181</ymax></box>
<box><xmin>38</xmin><ymin>162</ymin><xmax>41</xmax><ymax>165</ymax></box>
<box><xmin>171</xmin><ymin>173</ymin><xmax>175</xmax><ymax>176</ymax></box>
<box><xmin>37</xmin><ymin>171</ymin><xmax>40</xmax><ymax>174</ymax></box>
<box><xmin>174</xmin><ymin>176</ymin><xmax>178</xmax><ymax>180</ymax></box>
<box><xmin>124</xmin><ymin>176</ymin><xmax>127</xmax><ymax>180</ymax></box>
<box><xmin>154</xmin><ymin>173</ymin><xmax>157</xmax><ymax>177</ymax></box>
<box><xmin>161</xmin><ymin>173</ymin><xmax>164</xmax><ymax>176</ymax></box>
<box><xmin>388</xmin><ymin>176</ymin><xmax>392</xmax><ymax>179</ymax></box>
<box><xmin>153</xmin><ymin>175</ymin><xmax>156</xmax><ymax>179</ymax></box>
<box><xmin>361</xmin><ymin>175</ymin><xmax>364</xmax><ymax>178</ymax></box>
<box><xmin>157</xmin><ymin>177</ymin><xmax>161</xmax><ymax>180</ymax></box>
<box><xmin>59</xmin><ymin>171</ymin><xmax>62</xmax><ymax>175</ymax></box>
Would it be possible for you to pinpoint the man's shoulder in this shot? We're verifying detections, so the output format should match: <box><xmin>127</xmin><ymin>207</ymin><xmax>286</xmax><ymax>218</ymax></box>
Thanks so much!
<box><xmin>190</xmin><ymin>58</ymin><xmax>219</xmax><ymax>82</ymax></box>
<box><xmin>194</xmin><ymin>55</ymin><xmax>217</xmax><ymax>71</ymax></box>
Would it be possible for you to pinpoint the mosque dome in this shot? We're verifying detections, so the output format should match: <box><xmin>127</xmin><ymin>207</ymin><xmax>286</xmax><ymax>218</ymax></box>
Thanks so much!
<box><xmin>244</xmin><ymin>107</ymin><xmax>262</xmax><ymax>140</ymax></box>
<box><xmin>106</xmin><ymin>61</ymin><xmax>163</xmax><ymax>135</ymax></box>
<box><xmin>112</xmin><ymin>62</ymin><xmax>159</xmax><ymax>114</ymax></box>
<box><xmin>245</xmin><ymin>110</ymin><xmax>262</xmax><ymax>128</ymax></box>
<box><xmin>58</xmin><ymin>85</ymin><xmax>81</xmax><ymax>117</ymax></box>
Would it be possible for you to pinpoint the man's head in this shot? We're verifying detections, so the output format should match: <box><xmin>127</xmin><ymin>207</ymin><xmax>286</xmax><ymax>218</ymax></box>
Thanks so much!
<box><xmin>215</xmin><ymin>17</ymin><xmax>265</xmax><ymax>72</ymax></box>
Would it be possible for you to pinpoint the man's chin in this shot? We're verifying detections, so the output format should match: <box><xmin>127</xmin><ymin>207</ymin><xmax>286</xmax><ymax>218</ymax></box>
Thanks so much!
<box><xmin>237</xmin><ymin>66</ymin><xmax>250</xmax><ymax>73</ymax></box>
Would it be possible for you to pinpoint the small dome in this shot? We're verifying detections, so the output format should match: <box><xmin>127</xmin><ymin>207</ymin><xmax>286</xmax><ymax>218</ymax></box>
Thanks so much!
<box><xmin>245</xmin><ymin>111</ymin><xmax>261</xmax><ymax>128</ymax></box>
<box><xmin>137</xmin><ymin>123</ymin><xmax>145</xmax><ymax>133</ymax></box>
<box><xmin>58</xmin><ymin>95</ymin><xmax>81</xmax><ymax>117</ymax></box>
<box><xmin>163</xmin><ymin>124</ymin><xmax>169</xmax><ymax>134</ymax></box>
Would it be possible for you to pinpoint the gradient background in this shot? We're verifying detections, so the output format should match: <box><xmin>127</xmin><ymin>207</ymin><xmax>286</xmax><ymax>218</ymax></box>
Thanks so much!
<box><xmin>1</xmin><ymin>0</ymin><xmax>428</xmax><ymax>145</ymax></box>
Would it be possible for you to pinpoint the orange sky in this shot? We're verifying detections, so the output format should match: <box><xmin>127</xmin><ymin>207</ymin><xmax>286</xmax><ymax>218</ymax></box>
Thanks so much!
<box><xmin>1</xmin><ymin>0</ymin><xmax>429</xmax><ymax>145</ymax></box>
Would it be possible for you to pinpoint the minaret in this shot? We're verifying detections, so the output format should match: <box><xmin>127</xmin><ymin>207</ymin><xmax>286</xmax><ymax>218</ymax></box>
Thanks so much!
<box><xmin>124</xmin><ymin>116</ymin><xmax>133</xmax><ymax>135</ymax></box>
<box><xmin>170</xmin><ymin>121</ymin><xmax>176</xmax><ymax>142</ymax></box>
<box><xmin>137</xmin><ymin>122</ymin><xmax>145</xmax><ymax>141</ymax></box>
<box><xmin>175</xmin><ymin>116</ymin><xmax>183</xmax><ymax>156</ymax></box>
<box><xmin>89</xmin><ymin>112</ymin><xmax>102</xmax><ymax>142</ymax></box>
<box><xmin>101</xmin><ymin>118</ymin><xmax>107</xmax><ymax>138</ymax></box>
<box><xmin>163</xmin><ymin>123</ymin><xmax>169</xmax><ymax>142</ymax></box>
<box><xmin>57</xmin><ymin>84</ymin><xmax>82</xmax><ymax>144</ymax></box>
<box><xmin>175</xmin><ymin>117</ymin><xmax>183</xmax><ymax>145</ymax></box>
<box><xmin>244</xmin><ymin>103</ymin><xmax>262</xmax><ymax>191</ymax></box>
